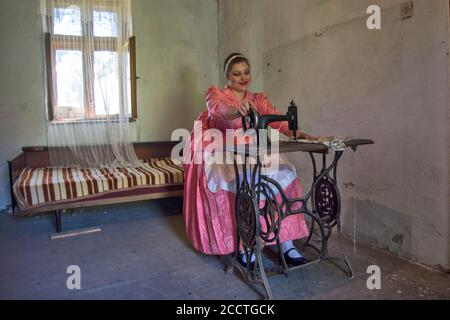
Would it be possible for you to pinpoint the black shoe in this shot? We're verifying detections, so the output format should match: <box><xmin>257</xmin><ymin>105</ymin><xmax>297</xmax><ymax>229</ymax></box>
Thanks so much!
<box><xmin>280</xmin><ymin>248</ymin><xmax>309</xmax><ymax>267</ymax></box>
<box><xmin>238</xmin><ymin>253</ymin><xmax>255</xmax><ymax>269</ymax></box>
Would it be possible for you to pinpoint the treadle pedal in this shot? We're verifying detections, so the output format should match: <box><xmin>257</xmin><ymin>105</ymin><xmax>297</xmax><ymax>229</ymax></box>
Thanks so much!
<box><xmin>286</xmin><ymin>259</ymin><xmax>321</xmax><ymax>271</ymax></box>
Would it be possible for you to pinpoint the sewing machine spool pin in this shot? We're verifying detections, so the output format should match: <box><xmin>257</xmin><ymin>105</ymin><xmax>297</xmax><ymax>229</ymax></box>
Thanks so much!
<box><xmin>288</xmin><ymin>100</ymin><xmax>299</xmax><ymax>139</ymax></box>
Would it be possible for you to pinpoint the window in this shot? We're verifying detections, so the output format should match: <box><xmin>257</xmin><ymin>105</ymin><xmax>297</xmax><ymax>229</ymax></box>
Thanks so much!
<box><xmin>44</xmin><ymin>1</ymin><xmax>137</xmax><ymax>122</ymax></box>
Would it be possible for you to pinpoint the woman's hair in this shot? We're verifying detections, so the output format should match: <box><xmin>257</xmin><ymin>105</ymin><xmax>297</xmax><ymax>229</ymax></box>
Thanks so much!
<box><xmin>223</xmin><ymin>52</ymin><xmax>250</xmax><ymax>78</ymax></box>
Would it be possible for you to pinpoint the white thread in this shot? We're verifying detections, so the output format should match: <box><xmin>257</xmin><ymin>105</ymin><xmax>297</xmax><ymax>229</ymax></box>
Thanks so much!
<box><xmin>353</xmin><ymin>151</ymin><xmax>357</xmax><ymax>253</ymax></box>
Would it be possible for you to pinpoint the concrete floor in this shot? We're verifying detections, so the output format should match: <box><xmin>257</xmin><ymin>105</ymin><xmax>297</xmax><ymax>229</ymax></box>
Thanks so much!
<box><xmin>0</xmin><ymin>198</ymin><xmax>449</xmax><ymax>300</ymax></box>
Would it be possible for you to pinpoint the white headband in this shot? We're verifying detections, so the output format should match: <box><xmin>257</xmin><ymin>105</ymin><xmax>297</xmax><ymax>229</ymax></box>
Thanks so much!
<box><xmin>224</xmin><ymin>54</ymin><xmax>246</xmax><ymax>75</ymax></box>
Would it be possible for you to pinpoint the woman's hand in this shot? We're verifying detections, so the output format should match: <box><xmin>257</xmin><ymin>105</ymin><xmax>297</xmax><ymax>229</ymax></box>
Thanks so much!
<box><xmin>300</xmin><ymin>131</ymin><xmax>319</xmax><ymax>140</ymax></box>
<box><xmin>284</xmin><ymin>130</ymin><xmax>319</xmax><ymax>141</ymax></box>
<box><xmin>236</xmin><ymin>100</ymin><xmax>253</xmax><ymax>117</ymax></box>
<box><xmin>225</xmin><ymin>100</ymin><xmax>254</xmax><ymax>120</ymax></box>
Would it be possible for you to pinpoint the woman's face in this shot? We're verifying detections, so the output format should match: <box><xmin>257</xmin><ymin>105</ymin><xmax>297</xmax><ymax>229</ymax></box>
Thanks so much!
<box><xmin>227</xmin><ymin>62</ymin><xmax>251</xmax><ymax>94</ymax></box>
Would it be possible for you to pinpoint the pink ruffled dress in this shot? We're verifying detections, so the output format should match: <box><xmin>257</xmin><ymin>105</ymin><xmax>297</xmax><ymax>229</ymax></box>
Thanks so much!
<box><xmin>182</xmin><ymin>85</ymin><xmax>309</xmax><ymax>255</ymax></box>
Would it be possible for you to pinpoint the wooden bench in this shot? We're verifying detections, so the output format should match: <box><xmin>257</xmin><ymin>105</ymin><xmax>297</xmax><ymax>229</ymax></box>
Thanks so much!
<box><xmin>8</xmin><ymin>141</ymin><xmax>184</xmax><ymax>232</ymax></box>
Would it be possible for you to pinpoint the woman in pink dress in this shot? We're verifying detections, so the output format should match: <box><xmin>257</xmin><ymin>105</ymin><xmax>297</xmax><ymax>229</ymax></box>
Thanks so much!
<box><xmin>183</xmin><ymin>53</ymin><xmax>317</xmax><ymax>267</ymax></box>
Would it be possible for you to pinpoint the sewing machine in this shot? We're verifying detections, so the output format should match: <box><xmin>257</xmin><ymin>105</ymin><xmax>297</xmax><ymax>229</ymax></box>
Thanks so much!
<box><xmin>224</xmin><ymin>100</ymin><xmax>374</xmax><ymax>300</ymax></box>
<box><xmin>242</xmin><ymin>100</ymin><xmax>299</xmax><ymax>144</ymax></box>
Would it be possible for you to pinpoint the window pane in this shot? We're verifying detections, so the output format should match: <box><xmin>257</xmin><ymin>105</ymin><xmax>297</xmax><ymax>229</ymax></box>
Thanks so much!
<box><xmin>55</xmin><ymin>50</ymin><xmax>85</xmax><ymax>120</ymax></box>
<box><xmin>93</xmin><ymin>10</ymin><xmax>118</xmax><ymax>37</ymax></box>
<box><xmin>94</xmin><ymin>51</ymin><xmax>120</xmax><ymax>116</ymax></box>
<box><xmin>53</xmin><ymin>6</ymin><xmax>82</xmax><ymax>36</ymax></box>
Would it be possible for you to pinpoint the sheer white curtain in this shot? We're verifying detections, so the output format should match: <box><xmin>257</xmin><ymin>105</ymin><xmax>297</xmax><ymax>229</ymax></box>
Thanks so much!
<box><xmin>40</xmin><ymin>0</ymin><xmax>141</xmax><ymax>168</ymax></box>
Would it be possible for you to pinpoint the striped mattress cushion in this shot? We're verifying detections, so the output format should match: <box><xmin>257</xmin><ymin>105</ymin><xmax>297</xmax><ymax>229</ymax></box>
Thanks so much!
<box><xmin>13</xmin><ymin>158</ymin><xmax>183</xmax><ymax>209</ymax></box>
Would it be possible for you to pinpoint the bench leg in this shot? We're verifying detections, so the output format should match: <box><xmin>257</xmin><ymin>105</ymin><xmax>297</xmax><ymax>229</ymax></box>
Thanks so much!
<box><xmin>55</xmin><ymin>210</ymin><xmax>62</xmax><ymax>233</ymax></box>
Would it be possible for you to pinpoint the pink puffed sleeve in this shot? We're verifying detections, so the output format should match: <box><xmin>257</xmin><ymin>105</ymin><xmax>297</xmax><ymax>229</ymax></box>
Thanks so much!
<box><xmin>205</xmin><ymin>85</ymin><xmax>229</xmax><ymax>121</ymax></box>
<box><xmin>253</xmin><ymin>93</ymin><xmax>289</xmax><ymax>133</ymax></box>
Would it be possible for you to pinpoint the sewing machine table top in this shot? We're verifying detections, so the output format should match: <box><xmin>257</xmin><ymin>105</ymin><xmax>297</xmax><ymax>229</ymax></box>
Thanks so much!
<box><xmin>225</xmin><ymin>138</ymin><xmax>374</xmax><ymax>156</ymax></box>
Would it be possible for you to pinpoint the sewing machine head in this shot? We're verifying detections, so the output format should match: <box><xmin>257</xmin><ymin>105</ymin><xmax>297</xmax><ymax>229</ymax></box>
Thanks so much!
<box><xmin>242</xmin><ymin>100</ymin><xmax>299</xmax><ymax>141</ymax></box>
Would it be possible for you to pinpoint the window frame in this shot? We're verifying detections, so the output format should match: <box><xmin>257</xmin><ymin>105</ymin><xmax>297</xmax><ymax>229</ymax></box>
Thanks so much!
<box><xmin>44</xmin><ymin>8</ymin><xmax>137</xmax><ymax>123</ymax></box>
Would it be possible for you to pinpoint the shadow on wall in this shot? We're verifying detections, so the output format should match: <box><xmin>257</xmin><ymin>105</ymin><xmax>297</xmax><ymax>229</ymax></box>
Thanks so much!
<box><xmin>159</xmin><ymin>65</ymin><xmax>205</xmax><ymax>137</ymax></box>
<box><xmin>341</xmin><ymin>197</ymin><xmax>413</xmax><ymax>262</ymax></box>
